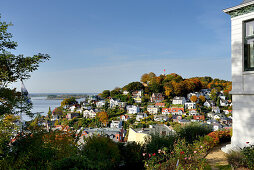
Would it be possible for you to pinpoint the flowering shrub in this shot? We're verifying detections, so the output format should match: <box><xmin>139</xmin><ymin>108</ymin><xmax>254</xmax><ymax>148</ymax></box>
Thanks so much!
<box><xmin>241</xmin><ymin>144</ymin><xmax>254</xmax><ymax>169</ymax></box>
<box><xmin>207</xmin><ymin>130</ymin><xmax>231</xmax><ymax>147</ymax></box>
<box><xmin>144</xmin><ymin>139</ymin><xmax>209</xmax><ymax>169</ymax></box>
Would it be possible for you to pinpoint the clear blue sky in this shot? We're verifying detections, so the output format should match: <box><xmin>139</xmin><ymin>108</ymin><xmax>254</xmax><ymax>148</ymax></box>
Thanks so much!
<box><xmin>1</xmin><ymin>0</ymin><xmax>242</xmax><ymax>93</ymax></box>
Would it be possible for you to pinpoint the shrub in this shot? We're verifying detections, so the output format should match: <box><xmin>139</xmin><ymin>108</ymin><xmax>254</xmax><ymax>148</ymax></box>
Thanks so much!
<box><xmin>242</xmin><ymin>144</ymin><xmax>254</xmax><ymax>169</ymax></box>
<box><xmin>81</xmin><ymin>136</ymin><xmax>121</xmax><ymax>170</ymax></box>
<box><xmin>176</xmin><ymin>123</ymin><xmax>212</xmax><ymax>144</ymax></box>
<box><xmin>144</xmin><ymin>134</ymin><xmax>177</xmax><ymax>154</ymax></box>
<box><xmin>118</xmin><ymin>142</ymin><xmax>145</xmax><ymax>170</ymax></box>
<box><xmin>226</xmin><ymin>150</ymin><xmax>246</xmax><ymax>168</ymax></box>
<box><xmin>207</xmin><ymin>130</ymin><xmax>231</xmax><ymax>147</ymax></box>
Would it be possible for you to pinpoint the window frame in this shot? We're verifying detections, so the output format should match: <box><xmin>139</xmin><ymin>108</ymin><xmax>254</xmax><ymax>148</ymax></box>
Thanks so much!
<box><xmin>244</xmin><ymin>19</ymin><xmax>254</xmax><ymax>71</ymax></box>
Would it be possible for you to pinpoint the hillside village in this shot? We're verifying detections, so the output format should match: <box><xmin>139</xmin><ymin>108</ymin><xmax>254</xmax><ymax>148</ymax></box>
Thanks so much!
<box><xmin>40</xmin><ymin>72</ymin><xmax>232</xmax><ymax>144</ymax></box>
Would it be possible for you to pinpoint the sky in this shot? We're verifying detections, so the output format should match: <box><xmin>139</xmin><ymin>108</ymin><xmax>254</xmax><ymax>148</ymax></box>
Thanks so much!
<box><xmin>0</xmin><ymin>0</ymin><xmax>242</xmax><ymax>93</ymax></box>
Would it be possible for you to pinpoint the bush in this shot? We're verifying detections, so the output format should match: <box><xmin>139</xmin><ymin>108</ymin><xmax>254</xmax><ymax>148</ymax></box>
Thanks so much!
<box><xmin>144</xmin><ymin>134</ymin><xmax>177</xmax><ymax>154</ymax></box>
<box><xmin>118</xmin><ymin>142</ymin><xmax>145</xmax><ymax>170</ymax></box>
<box><xmin>242</xmin><ymin>144</ymin><xmax>254</xmax><ymax>169</ymax></box>
<box><xmin>227</xmin><ymin>151</ymin><xmax>246</xmax><ymax>168</ymax></box>
<box><xmin>81</xmin><ymin>136</ymin><xmax>121</xmax><ymax>170</ymax></box>
<box><xmin>176</xmin><ymin>123</ymin><xmax>212</xmax><ymax>144</ymax></box>
<box><xmin>207</xmin><ymin>130</ymin><xmax>231</xmax><ymax>146</ymax></box>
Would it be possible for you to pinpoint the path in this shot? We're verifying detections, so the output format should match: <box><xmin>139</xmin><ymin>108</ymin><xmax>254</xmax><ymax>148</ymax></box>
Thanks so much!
<box><xmin>205</xmin><ymin>143</ymin><xmax>230</xmax><ymax>170</ymax></box>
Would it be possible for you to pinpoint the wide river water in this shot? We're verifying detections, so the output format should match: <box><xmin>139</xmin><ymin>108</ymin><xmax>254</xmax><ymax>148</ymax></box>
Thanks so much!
<box><xmin>22</xmin><ymin>97</ymin><xmax>86</xmax><ymax>121</ymax></box>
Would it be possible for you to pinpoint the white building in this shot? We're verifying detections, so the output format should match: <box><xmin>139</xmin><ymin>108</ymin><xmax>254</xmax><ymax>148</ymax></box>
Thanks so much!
<box><xmin>136</xmin><ymin>113</ymin><xmax>148</xmax><ymax>121</ymax></box>
<box><xmin>172</xmin><ymin>96</ymin><xmax>186</xmax><ymax>105</ymax></box>
<box><xmin>110</xmin><ymin>120</ymin><xmax>122</xmax><ymax>128</ymax></box>
<box><xmin>184</xmin><ymin>102</ymin><xmax>196</xmax><ymax>109</ymax></box>
<box><xmin>126</xmin><ymin>105</ymin><xmax>140</xmax><ymax>114</ymax></box>
<box><xmin>223</xmin><ymin>0</ymin><xmax>254</xmax><ymax>152</ymax></box>
<box><xmin>147</xmin><ymin>105</ymin><xmax>159</xmax><ymax>114</ymax></box>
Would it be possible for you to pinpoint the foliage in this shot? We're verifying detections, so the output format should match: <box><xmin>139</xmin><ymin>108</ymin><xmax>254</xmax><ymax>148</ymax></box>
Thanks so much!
<box><xmin>241</xmin><ymin>144</ymin><xmax>254</xmax><ymax>169</ymax></box>
<box><xmin>61</xmin><ymin>97</ymin><xmax>77</xmax><ymax>107</ymax></box>
<box><xmin>81</xmin><ymin>136</ymin><xmax>121</xmax><ymax>170</ymax></box>
<box><xmin>190</xmin><ymin>95</ymin><xmax>198</xmax><ymax>102</ymax></box>
<box><xmin>145</xmin><ymin>134</ymin><xmax>177</xmax><ymax>154</ymax></box>
<box><xmin>176</xmin><ymin>123</ymin><xmax>212</xmax><ymax>144</ymax></box>
<box><xmin>144</xmin><ymin>139</ymin><xmax>209</xmax><ymax>169</ymax></box>
<box><xmin>118</xmin><ymin>142</ymin><xmax>145</xmax><ymax>169</ymax></box>
<box><xmin>227</xmin><ymin>150</ymin><xmax>246</xmax><ymax>169</ymax></box>
<box><xmin>100</xmin><ymin>90</ymin><xmax>110</xmax><ymax>99</ymax></box>
<box><xmin>96</xmin><ymin>111</ymin><xmax>108</xmax><ymax>126</ymax></box>
<box><xmin>123</xmin><ymin>82</ymin><xmax>144</xmax><ymax>93</ymax></box>
<box><xmin>207</xmin><ymin>130</ymin><xmax>231</xmax><ymax>147</ymax></box>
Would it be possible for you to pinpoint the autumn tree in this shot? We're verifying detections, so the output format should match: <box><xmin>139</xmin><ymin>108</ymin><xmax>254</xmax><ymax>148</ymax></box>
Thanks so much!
<box><xmin>140</xmin><ymin>73</ymin><xmax>149</xmax><ymax>84</ymax></box>
<box><xmin>190</xmin><ymin>95</ymin><xmax>198</xmax><ymax>102</ymax></box>
<box><xmin>198</xmin><ymin>95</ymin><xmax>206</xmax><ymax>104</ymax></box>
<box><xmin>97</xmin><ymin>111</ymin><xmax>108</xmax><ymax>126</ymax></box>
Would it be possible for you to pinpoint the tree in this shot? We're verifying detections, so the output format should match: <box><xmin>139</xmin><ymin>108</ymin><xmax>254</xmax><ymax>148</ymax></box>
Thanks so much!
<box><xmin>190</xmin><ymin>95</ymin><xmax>198</xmax><ymax>103</ymax></box>
<box><xmin>140</xmin><ymin>73</ymin><xmax>149</xmax><ymax>84</ymax></box>
<box><xmin>100</xmin><ymin>90</ymin><xmax>110</xmax><ymax>99</ymax></box>
<box><xmin>0</xmin><ymin>15</ymin><xmax>50</xmax><ymax>117</ymax></box>
<box><xmin>61</xmin><ymin>97</ymin><xmax>77</xmax><ymax>107</ymax></box>
<box><xmin>110</xmin><ymin>87</ymin><xmax>121</xmax><ymax>98</ymax></box>
<box><xmin>96</xmin><ymin>112</ymin><xmax>108</xmax><ymax>126</ymax></box>
<box><xmin>123</xmin><ymin>82</ymin><xmax>144</xmax><ymax>93</ymax></box>
<box><xmin>198</xmin><ymin>95</ymin><xmax>206</xmax><ymax>104</ymax></box>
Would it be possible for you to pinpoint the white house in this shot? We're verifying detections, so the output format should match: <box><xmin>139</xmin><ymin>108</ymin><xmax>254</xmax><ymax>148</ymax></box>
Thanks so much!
<box><xmin>203</xmin><ymin>100</ymin><xmax>214</xmax><ymax>108</ymax></box>
<box><xmin>136</xmin><ymin>113</ymin><xmax>148</xmax><ymax>121</ymax></box>
<box><xmin>83</xmin><ymin>110</ymin><xmax>97</xmax><ymax>119</ymax></box>
<box><xmin>110</xmin><ymin>120</ymin><xmax>122</xmax><ymax>128</ymax></box>
<box><xmin>212</xmin><ymin>106</ymin><xmax>220</xmax><ymax>114</ymax></box>
<box><xmin>110</xmin><ymin>98</ymin><xmax>120</xmax><ymax>108</ymax></box>
<box><xmin>154</xmin><ymin>115</ymin><xmax>168</xmax><ymax>122</ymax></box>
<box><xmin>223</xmin><ymin>0</ymin><xmax>254</xmax><ymax>152</ymax></box>
<box><xmin>96</xmin><ymin>100</ymin><xmax>106</xmax><ymax>108</ymax></box>
<box><xmin>147</xmin><ymin>105</ymin><xmax>159</xmax><ymax>114</ymax></box>
<box><xmin>184</xmin><ymin>102</ymin><xmax>196</xmax><ymax>109</ymax></box>
<box><xmin>126</xmin><ymin>105</ymin><xmax>140</xmax><ymax>114</ymax></box>
<box><xmin>220</xmin><ymin>99</ymin><xmax>228</xmax><ymax>107</ymax></box>
<box><xmin>120</xmin><ymin>115</ymin><xmax>130</xmax><ymax>121</ymax></box>
<box><xmin>172</xmin><ymin>96</ymin><xmax>186</xmax><ymax>105</ymax></box>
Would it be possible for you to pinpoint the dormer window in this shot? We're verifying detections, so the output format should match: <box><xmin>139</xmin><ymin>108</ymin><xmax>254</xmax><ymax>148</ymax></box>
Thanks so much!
<box><xmin>244</xmin><ymin>20</ymin><xmax>254</xmax><ymax>71</ymax></box>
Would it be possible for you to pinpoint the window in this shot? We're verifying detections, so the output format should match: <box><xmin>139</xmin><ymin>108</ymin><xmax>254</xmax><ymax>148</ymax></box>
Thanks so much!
<box><xmin>244</xmin><ymin>20</ymin><xmax>254</xmax><ymax>71</ymax></box>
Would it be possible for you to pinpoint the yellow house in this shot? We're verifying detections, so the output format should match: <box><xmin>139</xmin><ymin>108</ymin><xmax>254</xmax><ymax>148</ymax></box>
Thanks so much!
<box><xmin>127</xmin><ymin>128</ymin><xmax>151</xmax><ymax>144</ymax></box>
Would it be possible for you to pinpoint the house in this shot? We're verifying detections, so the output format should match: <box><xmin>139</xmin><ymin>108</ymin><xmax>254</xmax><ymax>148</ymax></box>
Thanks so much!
<box><xmin>223</xmin><ymin>110</ymin><xmax>232</xmax><ymax>115</ymax></box>
<box><xmin>155</xmin><ymin>102</ymin><xmax>165</xmax><ymax>107</ymax></box>
<box><xmin>220</xmin><ymin>117</ymin><xmax>232</xmax><ymax>125</ymax></box>
<box><xmin>211</xmin><ymin>122</ymin><xmax>223</xmax><ymax>131</ymax></box>
<box><xmin>184</xmin><ymin>102</ymin><xmax>196</xmax><ymax>109</ymax></box>
<box><xmin>67</xmin><ymin>113</ymin><xmax>80</xmax><ymax>120</ymax></box>
<box><xmin>127</xmin><ymin>125</ymin><xmax>174</xmax><ymax>144</ymax></box>
<box><xmin>123</xmin><ymin>90</ymin><xmax>129</xmax><ymax>95</ymax></box>
<box><xmin>154</xmin><ymin>115</ymin><xmax>168</xmax><ymax>122</ymax></box>
<box><xmin>147</xmin><ymin>105</ymin><xmax>159</xmax><ymax>114</ymax></box>
<box><xmin>79</xmin><ymin>128</ymin><xmax>125</xmax><ymax>144</ymax></box>
<box><xmin>120</xmin><ymin>115</ymin><xmax>130</xmax><ymax>121</ymax></box>
<box><xmin>96</xmin><ymin>100</ymin><xmax>106</xmax><ymax>108</ymax></box>
<box><xmin>126</xmin><ymin>105</ymin><xmax>140</xmax><ymax>114</ymax></box>
<box><xmin>187</xmin><ymin>92</ymin><xmax>201</xmax><ymax>100</ymax></box>
<box><xmin>110</xmin><ymin>98</ymin><xmax>120</xmax><ymax>108</ymax></box>
<box><xmin>110</xmin><ymin>120</ymin><xmax>122</xmax><ymax>128</ymax></box>
<box><xmin>220</xmin><ymin>99</ymin><xmax>228</xmax><ymax>107</ymax></box>
<box><xmin>189</xmin><ymin>109</ymin><xmax>199</xmax><ymax>116</ymax></box>
<box><xmin>162</xmin><ymin>107</ymin><xmax>184</xmax><ymax>115</ymax></box>
<box><xmin>172</xmin><ymin>115</ymin><xmax>182</xmax><ymax>122</ymax></box>
<box><xmin>172</xmin><ymin>96</ymin><xmax>186</xmax><ymax>105</ymax></box>
<box><xmin>207</xmin><ymin>112</ymin><xmax>215</xmax><ymax>119</ymax></box>
<box><xmin>171</xmin><ymin>107</ymin><xmax>184</xmax><ymax>115</ymax></box>
<box><xmin>193</xmin><ymin>115</ymin><xmax>205</xmax><ymax>121</ymax></box>
<box><xmin>203</xmin><ymin>100</ymin><xmax>215</xmax><ymax>108</ymax></box>
<box><xmin>178</xmin><ymin>119</ymin><xmax>190</xmax><ymax>124</ymax></box>
<box><xmin>127</xmin><ymin>128</ymin><xmax>151</xmax><ymax>144</ymax></box>
<box><xmin>83</xmin><ymin>109</ymin><xmax>97</xmax><ymax>119</ymax></box>
<box><xmin>118</xmin><ymin>102</ymin><xmax>127</xmax><ymax>109</ymax></box>
<box><xmin>150</xmin><ymin>93</ymin><xmax>164</xmax><ymax>103</ymax></box>
<box><xmin>136</xmin><ymin>113</ymin><xmax>148</xmax><ymax>121</ymax></box>
<box><xmin>212</xmin><ymin>106</ymin><xmax>220</xmax><ymax>113</ymax></box>
<box><xmin>214</xmin><ymin>114</ymin><xmax>221</xmax><ymax>120</ymax></box>
<box><xmin>132</xmin><ymin>90</ymin><xmax>143</xmax><ymax>103</ymax></box>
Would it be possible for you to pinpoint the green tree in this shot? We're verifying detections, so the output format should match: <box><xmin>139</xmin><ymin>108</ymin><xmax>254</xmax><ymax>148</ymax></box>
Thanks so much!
<box><xmin>61</xmin><ymin>97</ymin><xmax>77</xmax><ymax>108</ymax></box>
<box><xmin>100</xmin><ymin>90</ymin><xmax>110</xmax><ymax>99</ymax></box>
<box><xmin>123</xmin><ymin>82</ymin><xmax>144</xmax><ymax>93</ymax></box>
<box><xmin>0</xmin><ymin>15</ymin><xmax>50</xmax><ymax>117</ymax></box>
